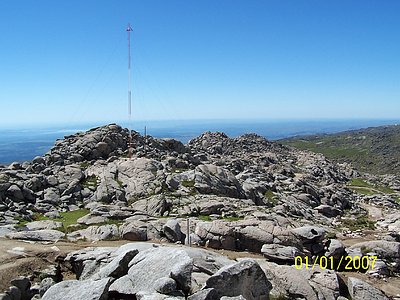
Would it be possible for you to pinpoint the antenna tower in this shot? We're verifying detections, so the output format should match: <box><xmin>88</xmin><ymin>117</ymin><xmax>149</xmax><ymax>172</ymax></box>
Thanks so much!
<box><xmin>127</xmin><ymin>23</ymin><xmax>133</xmax><ymax>159</ymax></box>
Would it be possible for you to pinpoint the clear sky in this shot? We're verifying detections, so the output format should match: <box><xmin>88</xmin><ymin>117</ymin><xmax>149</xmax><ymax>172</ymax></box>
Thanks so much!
<box><xmin>0</xmin><ymin>0</ymin><xmax>399</xmax><ymax>127</ymax></box>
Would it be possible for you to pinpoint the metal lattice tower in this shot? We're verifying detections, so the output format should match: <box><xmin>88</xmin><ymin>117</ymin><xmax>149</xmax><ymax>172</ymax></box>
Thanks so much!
<box><xmin>127</xmin><ymin>23</ymin><xmax>133</xmax><ymax>159</ymax></box>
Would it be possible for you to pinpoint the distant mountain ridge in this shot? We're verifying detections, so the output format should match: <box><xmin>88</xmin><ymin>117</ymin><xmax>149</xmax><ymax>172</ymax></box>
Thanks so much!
<box><xmin>280</xmin><ymin>124</ymin><xmax>400</xmax><ymax>175</ymax></box>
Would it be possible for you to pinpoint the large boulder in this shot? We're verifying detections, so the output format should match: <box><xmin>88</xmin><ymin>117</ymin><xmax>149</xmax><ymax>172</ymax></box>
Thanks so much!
<box><xmin>235</xmin><ymin>226</ymin><xmax>274</xmax><ymax>252</ymax></box>
<box><xmin>117</xmin><ymin>158</ymin><xmax>165</xmax><ymax>199</ymax></box>
<box><xmin>347</xmin><ymin>277</ymin><xmax>389</xmax><ymax>300</ymax></box>
<box><xmin>205</xmin><ymin>259</ymin><xmax>272</xmax><ymax>300</ymax></box>
<box><xmin>6</xmin><ymin>185</ymin><xmax>24</xmax><ymax>202</ymax></box>
<box><xmin>194</xmin><ymin>164</ymin><xmax>245</xmax><ymax>199</ymax></box>
<box><xmin>120</xmin><ymin>221</ymin><xmax>148</xmax><ymax>241</ymax></box>
<box><xmin>163</xmin><ymin>219</ymin><xmax>184</xmax><ymax>243</ymax></box>
<box><xmin>195</xmin><ymin>221</ymin><xmax>235</xmax><ymax>250</ymax></box>
<box><xmin>130</xmin><ymin>195</ymin><xmax>171</xmax><ymax>217</ymax></box>
<box><xmin>259</xmin><ymin>261</ymin><xmax>340</xmax><ymax>300</ymax></box>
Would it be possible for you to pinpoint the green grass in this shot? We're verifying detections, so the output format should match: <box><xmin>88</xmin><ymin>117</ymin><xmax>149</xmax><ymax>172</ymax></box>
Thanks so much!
<box><xmin>269</xmin><ymin>294</ymin><xmax>289</xmax><ymax>300</ymax></box>
<box><xmin>79</xmin><ymin>161</ymin><xmax>91</xmax><ymax>169</ymax></box>
<box><xmin>326</xmin><ymin>232</ymin><xmax>337</xmax><ymax>239</ymax></box>
<box><xmin>283</xmin><ymin>140</ymin><xmax>366</xmax><ymax>159</ymax></box>
<box><xmin>340</xmin><ymin>216</ymin><xmax>376</xmax><ymax>231</ymax></box>
<box><xmin>181</xmin><ymin>180</ymin><xmax>195</xmax><ymax>188</ymax></box>
<box><xmin>349</xmin><ymin>178</ymin><xmax>372</xmax><ymax>188</ymax></box>
<box><xmin>171</xmin><ymin>167</ymin><xmax>188</xmax><ymax>173</ymax></box>
<box><xmin>348</xmin><ymin>187</ymin><xmax>375</xmax><ymax>196</ymax></box>
<box><xmin>348</xmin><ymin>177</ymin><xmax>395</xmax><ymax>195</ymax></box>
<box><xmin>360</xmin><ymin>245</ymin><xmax>373</xmax><ymax>255</ymax></box>
<box><xmin>16</xmin><ymin>209</ymin><xmax>126</xmax><ymax>234</ymax></box>
<box><xmin>59</xmin><ymin>209</ymin><xmax>90</xmax><ymax>228</ymax></box>
<box><xmin>0</xmin><ymin>174</ymin><xmax>9</xmax><ymax>183</ymax></box>
<box><xmin>280</xmin><ymin>126</ymin><xmax>400</xmax><ymax>175</ymax></box>
<box><xmin>82</xmin><ymin>175</ymin><xmax>98</xmax><ymax>189</ymax></box>
<box><xmin>198</xmin><ymin>215</ymin><xmax>212</xmax><ymax>221</ymax></box>
<box><xmin>264</xmin><ymin>189</ymin><xmax>279</xmax><ymax>206</ymax></box>
<box><xmin>16</xmin><ymin>209</ymin><xmax>90</xmax><ymax>231</ymax></box>
<box><xmin>16</xmin><ymin>218</ymin><xmax>30</xmax><ymax>228</ymax></box>
<box><xmin>396</xmin><ymin>197</ymin><xmax>400</xmax><ymax>203</ymax></box>
<box><xmin>375</xmin><ymin>185</ymin><xmax>395</xmax><ymax>194</ymax></box>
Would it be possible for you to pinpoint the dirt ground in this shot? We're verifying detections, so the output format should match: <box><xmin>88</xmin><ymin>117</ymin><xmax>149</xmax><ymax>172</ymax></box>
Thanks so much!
<box><xmin>0</xmin><ymin>238</ymin><xmax>399</xmax><ymax>298</ymax></box>
<box><xmin>0</xmin><ymin>238</ymin><xmax>131</xmax><ymax>291</ymax></box>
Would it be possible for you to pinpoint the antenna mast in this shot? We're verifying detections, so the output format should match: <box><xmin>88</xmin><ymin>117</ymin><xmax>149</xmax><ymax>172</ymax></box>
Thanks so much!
<box><xmin>127</xmin><ymin>23</ymin><xmax>133</xmax><ymax>159</ymax></box>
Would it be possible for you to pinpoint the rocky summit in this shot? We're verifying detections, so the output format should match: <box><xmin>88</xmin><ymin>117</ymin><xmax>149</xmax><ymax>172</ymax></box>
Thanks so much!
<box><xmin>0</xmin><ymin>124</ymin><xmax>399</xmax><ymax>300</ymax></box>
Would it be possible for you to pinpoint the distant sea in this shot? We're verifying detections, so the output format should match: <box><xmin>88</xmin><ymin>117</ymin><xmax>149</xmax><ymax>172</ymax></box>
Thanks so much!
<box><xmin>0</xmin><ymin>119</ymin><xmax>399</xmax><ymax>165</ymax></box>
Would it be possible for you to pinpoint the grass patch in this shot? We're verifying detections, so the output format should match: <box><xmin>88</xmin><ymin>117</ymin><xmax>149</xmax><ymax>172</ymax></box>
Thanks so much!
<box><xmin>63</xmin><ymin>224</ymin><xmax>89</xmax><ymax>234</ymax></box>
<box><xmin>16</xmin><ymin>218</ymin><xmax>30</xmax><ymax>228</ymax></box>
<box><xmin>340</xmin><ymin>216</ymin><xmax>376</xmax><ymax>231</ymax></box>
<box><xmin>82</xmin><ymin>175</ymin><xmax>98</xmax><ymax>189</ymax></box>
<box><xmin>59</xmin><ymin>209</ymin><xmax>90</xmax><ymax>228</ymax></box>
<box><xmin>16</xmin><ymin>209</ymin><xmax>126</xmax><ymax>234</ymax></box>
<box><xmin>16</xmin><ymin>209</ymin><xmax>90</xmax><ymax>231</ymax></box>
<box><xmin>79</xmin><ymin>161</ymin><xmax>91</xmax><ymax>169</ymax></box>
<box><xmin>181</xmin><ymin>180</ymin><xmax>195</xmax><ymax>188</ymax></box>
<box><xmin>349</xmin><ymin>187</ymin><xmax>375</xmax><ymax>196</ymax></box>
<box><xmin>198</xmin><ymin>215</ymin><xmax>212</xmax><ymax>221</ymax></box>
<box><xmin>264</xmin><ymin>189</ymin><xmax>279</xmax><ymax>206</ymax></box>
<box><xmin>171</xmin><ymin>167</ymin><xmax>188</xmax><ymax>173</ymax></box>
<box><xmin>348</xmin><ymin>177</ymin><xmax>395</xmax><ymax>195</ymax></box>
<box><xmin>283</xmin><ymin>140</ymin><xmax>366</xmax><ymax>159</ymax></box>
<box><xmin>270</xmin><ymin>294</ymin><xmax>289</xmax><ymax>300</ymax></box>
<box><xmin>326</xmin><ymin>232</ymin><xmax>337</xmax><ymax>239</ymax></box>
<box><xmin>349</xmin><ymin>178</ymin><xmax>372</xmax><ymax>188</ymax></box>
<box><xmin>375</xmin><ymin>185</ymin><xmax>395</xmax><ymax>194</ymax></box>
<box><xmin>360</xmin><ymin>245</ymin><xmax>373</xmax><ymax>255</ymax></box>
<box><xmin>116</xmin><ymin>178</ymin><xmax>124</xmax><ymax>187</ymax></box>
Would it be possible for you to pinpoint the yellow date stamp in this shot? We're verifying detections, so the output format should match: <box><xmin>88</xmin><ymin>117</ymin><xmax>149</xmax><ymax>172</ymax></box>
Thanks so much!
<box><xmin>294</xmin><ymin>255</ymin><xmax>377</xmax><ymax>271</ymax></box>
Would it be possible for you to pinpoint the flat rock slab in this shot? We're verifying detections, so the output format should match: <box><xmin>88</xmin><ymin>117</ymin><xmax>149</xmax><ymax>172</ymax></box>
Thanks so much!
<box><xmin>6</xmin><ymin>230</ymin><xmax>65</xmax><ymax>242</ymax></box>
<box><xmin>350</xmin><ymin>241</ymin><xmax>400</xmax><ymax>259</ymax></box>
<box><xmin>25</xmin><ymin>220</ymin><xmax>62</xmax><ymax>231</ymax></box>
<box><xmin>109</xmin><ymin>246</ymin><xmax>193</xmax><ymax>295</ymax></box>
<box><xmin>67</xmin><ymin>224</ymin><xmax>119</xmax><ymax>242</ymax></box>
<box><xmin>261</xmin><ymin>244</ymin><xmax>303</xmax><ymax>262</ymax></box>
<box><xmin>77</xmin><ymin>214</ymin><xmax>109</xmax><ymax>225</ymax></box>
<box><xmin>0</xmin><ymin>225</ymin><xmax>16</xmax><ymax>238</ymax></box>
<box><xmin>42</xmin><ymin>278</ymin><xmax>111</xmax><ymax>300</ymax></box>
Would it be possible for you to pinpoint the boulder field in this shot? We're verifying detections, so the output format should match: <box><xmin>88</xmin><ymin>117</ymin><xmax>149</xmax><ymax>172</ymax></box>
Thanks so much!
<box><xmin>0</xmin><ymin>124</ymin><xmax>399</xmax><ymax>299</ymax></box>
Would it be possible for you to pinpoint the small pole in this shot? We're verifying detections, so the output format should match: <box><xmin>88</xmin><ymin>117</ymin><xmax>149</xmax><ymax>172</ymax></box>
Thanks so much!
<box><xmin>144</xmin><ymin>126</ymin><xmax>147</xmax><ymax>157</ymax></box>
<box><xmin>187</xmin><ymin>218</ymin><xmax>191</xmax><ymax>247</ymax></box>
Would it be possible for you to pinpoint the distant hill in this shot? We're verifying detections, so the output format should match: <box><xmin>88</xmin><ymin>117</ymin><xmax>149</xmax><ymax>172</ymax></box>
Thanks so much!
<box><xmin>280</xmin><ymin>124</ymin><xmax>400</xmax><ymax>175</ymax></box>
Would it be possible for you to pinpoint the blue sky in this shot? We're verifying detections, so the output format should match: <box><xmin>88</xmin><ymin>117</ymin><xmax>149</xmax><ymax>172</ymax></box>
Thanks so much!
<box><xmin>0</xmin><ymin>0</ymin><xmax>399</xmax><ymax>127</ymax></box>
